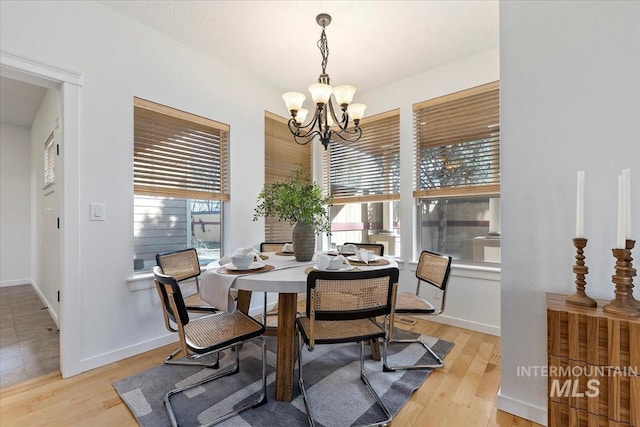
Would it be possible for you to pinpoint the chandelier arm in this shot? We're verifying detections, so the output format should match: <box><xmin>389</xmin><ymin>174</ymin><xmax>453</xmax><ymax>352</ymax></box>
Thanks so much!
<box><xmin>326</xmin><ymin>101</ymin><xmax>350</xmax><ymax>132</ymax></box>
<box><xmin>286</xmin><ymin>112</ymin><xmax>323</xmax><ymax>140</ymax></box>
<box><xmin>330</xmin><ymin>126</ymin><xmax>363</xmax><ymax>143</ymax></box>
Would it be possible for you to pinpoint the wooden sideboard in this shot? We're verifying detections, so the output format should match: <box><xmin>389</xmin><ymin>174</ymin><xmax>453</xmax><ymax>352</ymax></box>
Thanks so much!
<box><xmin>546</xmin><ymin>293</ymin><xmax>639</xmax><ymax>427</ymax></box>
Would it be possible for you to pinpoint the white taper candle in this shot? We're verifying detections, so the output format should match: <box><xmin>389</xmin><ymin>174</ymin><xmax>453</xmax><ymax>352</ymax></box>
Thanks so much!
<box><xmin>617</xmin><ymin>175</ymin><xmax>626</xmax><ymax>248</ymax></box>
<box><xmin>576</xmin><ymin>170</ymin><xmax>585</xmax><ymax>237</ymax></box>
<box><xmin>622</xmin><ymin>169</ymin><xmax>631</xmax><ymax>239</ymax></box>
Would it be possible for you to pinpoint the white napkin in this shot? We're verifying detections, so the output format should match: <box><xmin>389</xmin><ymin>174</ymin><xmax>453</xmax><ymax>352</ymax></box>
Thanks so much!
<box><xmin>282</xmin><ymin>243</ymin><xmax>294</xmax><ymax>253</ymax></box>
<box><xmin>219</xmin><ymin>247</ymin><xmax>261</xmax><ymax>267</ymax></box>
<box><xmin>200</xmin><ymin>267</ymin><xmax>237</xmax><ymax>313</ymax></box>
<box><xmin>339</xmin><ymin>244</ymin><xmax>358</xmax><ymax>254</ymax></box>
<box><xmin>356</xmin><ymin>248</ymin><xmax>371</xmax><ymax>264</ymax></box>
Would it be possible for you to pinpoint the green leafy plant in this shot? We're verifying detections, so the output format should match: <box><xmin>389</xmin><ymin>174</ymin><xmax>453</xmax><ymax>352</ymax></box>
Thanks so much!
<box><xmin>253</xmin><ymin>168</ymin><xmax>331</xmax><ymax>235</ymax></box>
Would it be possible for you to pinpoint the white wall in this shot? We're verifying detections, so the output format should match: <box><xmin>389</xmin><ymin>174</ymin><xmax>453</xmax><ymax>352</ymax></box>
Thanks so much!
<box><xmin>0</xmin><ymin>0</ymin><xmax>503</xmax><ymax>378</ymax></box>
<box><xmin>0</xmin><ymin>123</ymin><xmax>31</xmax><ymax>286</ymax></box>
<box><xmin>0</xmin><ymin>0</ymin><xmax>283</xmax><ymax>375</ymax></box>
<box><xmin>499</xmin><ymin>2</ymin><xmax>640</xmax><ymax>424</ymax></box>
<box><xmin>360</xmin><ymin>48</ymin><xmax>501</xmax><ymax>335</ymax></box>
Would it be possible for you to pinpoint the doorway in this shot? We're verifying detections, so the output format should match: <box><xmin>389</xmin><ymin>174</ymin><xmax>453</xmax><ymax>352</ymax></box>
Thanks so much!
<box><xmin>1</xmin><ymin>50</ymin><xmax>82</xmax><ymax>379</ymax></box>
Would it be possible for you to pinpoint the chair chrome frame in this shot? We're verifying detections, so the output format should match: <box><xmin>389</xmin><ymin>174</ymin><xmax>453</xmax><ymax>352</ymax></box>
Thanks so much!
<box><xmin>154</xmin><ymin>267</ymin><xmax>267</xmax><ymax>427</ymax></box>
<box><xmin>156</xmin><ymin>248</ymin><xmax>221</xmax><ymax>368</ymax></box>
<box><xmin>383</xmin><ymin>250</ymin><xmax>452</xmax><ymax>372</ymax></box>
<box><xmin>344</xmin><ymin>242</ymin><xmax>385</xmax><ymax>256</ymax></box>
<box><xmin>296</xmin><ymin>268</ymin><xmax>399</xmax><ymax>427</ymax></box>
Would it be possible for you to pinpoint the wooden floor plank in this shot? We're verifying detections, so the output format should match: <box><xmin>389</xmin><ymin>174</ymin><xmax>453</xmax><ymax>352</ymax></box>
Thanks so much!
<box><xmin>0</xmin><ymin>317</ymin><xmax>543</xmax><ymax>427</ymax></box>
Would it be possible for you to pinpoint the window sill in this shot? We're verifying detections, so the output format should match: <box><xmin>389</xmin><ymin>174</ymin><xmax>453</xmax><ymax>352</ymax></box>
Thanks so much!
<box><xmin>127</xmin><ymin>264</ymin><xmax>216</xmax><ymax>291</ymax></box>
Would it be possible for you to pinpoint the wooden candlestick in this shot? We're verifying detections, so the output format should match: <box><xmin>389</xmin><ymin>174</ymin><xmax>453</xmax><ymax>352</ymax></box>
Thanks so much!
<box><xmin>626</xmin><ymin>239</ymin><xmax>639</xmax><ymax>308</ymax></box>
<box><xmin>566</xmin><ymin>238</ymin><xmax>597</xmax><ymax>307</ymax></box>
<box><xmin>603</xmin><ymin>240</ymin><xmax>639</xmax><ymax>317</ymax></box>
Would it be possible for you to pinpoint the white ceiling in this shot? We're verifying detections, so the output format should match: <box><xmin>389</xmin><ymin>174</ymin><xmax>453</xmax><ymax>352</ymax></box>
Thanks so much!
<box><xmin>1</xmin><ymin>1</ymin><xmax>499</xmax><ymax>128</ymax></box>
<box><xmin>0</xmin><ymin>77</ymin><xmax>48</xmax><ymax>127</ymax></box>
<box><xmin>98</xmin><ymin>0</ymin><xmax>499</xmax><ymax>94</ymax></box>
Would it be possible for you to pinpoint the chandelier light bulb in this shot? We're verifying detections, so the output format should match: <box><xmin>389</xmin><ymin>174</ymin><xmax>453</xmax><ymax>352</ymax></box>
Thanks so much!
<box><xmin>309</xmin><ymin>83</ymin><xmax>332</xmax><ymax>105</ymax></box>
<box><xmin>295</xmin><ymin>108</ymin><xmax>309</xmax><ymax>124</ymax></box>
<box><xmin>333</xmin><ymin>85</ymin><xmax>356</xmax><ymax>107</ymax></box>
<box><xmin>347</xmin><ymin>103</ymin><xmax>367</xmax><ymax>121</ymax></box>
<box><xmin>282</xmin><ymin>92</ymin><xmax>306</xmax><ymax>112</ymax></box>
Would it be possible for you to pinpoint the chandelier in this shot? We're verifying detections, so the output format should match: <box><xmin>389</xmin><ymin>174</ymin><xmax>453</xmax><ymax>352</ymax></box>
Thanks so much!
<box><xmin>282</xmin><ymin>13</ymin><xmax>366</xmax><ymax>150</ymax></box>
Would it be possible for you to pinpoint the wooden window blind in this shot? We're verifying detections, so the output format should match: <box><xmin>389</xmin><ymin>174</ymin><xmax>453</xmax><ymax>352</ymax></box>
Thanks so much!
<box><xmin>133</xmin><ymin>97</ymin><xmax>230</xmax><ymax>201</ymax></box>
<box><xmin>264</xmin><ymin>111</ymin><xmax>312</xmax><ymax>241</ymax></box>
<box><xmin>413</xmin><ymin>81</ymin><xmax>500</xmax><ymax>199</ymax></box>
<box><xmin>323</xmin><ymin>109</ymin><xmax>400</xmax><ymax>205</ymax></box>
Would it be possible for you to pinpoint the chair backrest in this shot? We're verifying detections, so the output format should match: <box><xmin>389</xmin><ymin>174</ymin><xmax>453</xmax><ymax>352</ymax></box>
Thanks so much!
<box><xmin>260</xmin><ymin>242</ymin><xmax>290</xmax><ymax>253</ymax></box>
<box><xmin>156</xmin><ymin>248</ymin><xmax>201</xmax><ymax>282</ymax></box>
<box><xmin>153</xmin><ymin>266</ymin><xmax>190</xmax><ymax>328</ymax></box>
<box><xmin>305</xmin><ymin>268</ymin><xmax>399</xmax><ymax>321</ymax></box>
<box><xmin>344</xmin><ymin>242</ymin><xmax>385</xmax><ymax>256</ymax></box>
<box><xmin>415</xmin><ymin>250</ymin><xmax>452</xmax><ymax>291</ymax></box>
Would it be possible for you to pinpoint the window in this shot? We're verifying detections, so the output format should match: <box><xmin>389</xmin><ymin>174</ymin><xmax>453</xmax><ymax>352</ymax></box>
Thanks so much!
<box><xmin>43</xmin><ymin>131</ymin><xmax>55</xmax><ymax>187</ymax></box>
<box><xmin>133</xmin><ymin>97</ymin><xmax>229</xmax><ymax>271</ymax></box>
<box><xmin>263</xmin><ymin>112</ymin><xmax>312</xmax><ymax>242</ymax></box>
<box><xmin>414</xmin><ymin>82</ymin><xmax>500</xmax><ymax>264</ymax></box>
<box><xmin>324</xmin><ymin>110</ymin><xmax>401</xmax><ymax>256</ymax></box>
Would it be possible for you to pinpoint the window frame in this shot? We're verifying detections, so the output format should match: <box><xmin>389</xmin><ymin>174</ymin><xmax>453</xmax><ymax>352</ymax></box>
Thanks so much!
<box><xmin>413</xmin><ymin>82</ymin><xmax>501</xmax><ymax>264</ymax></box>
<box><xmin>133</xmin><ymin>98</ymin><xmax>229</xmax><ymax>270</ymax></box>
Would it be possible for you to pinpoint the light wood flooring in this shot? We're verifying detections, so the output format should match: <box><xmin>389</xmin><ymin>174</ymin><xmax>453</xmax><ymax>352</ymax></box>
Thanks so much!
<box><xmin>0</xmin><ymin>315</ymin><xmax>543</xmax><ymax>426</ymax></box>
<box><xmin>0</xmin><ymin>284</ymin><xmax>59</xmax><ymax>388</ymax></box>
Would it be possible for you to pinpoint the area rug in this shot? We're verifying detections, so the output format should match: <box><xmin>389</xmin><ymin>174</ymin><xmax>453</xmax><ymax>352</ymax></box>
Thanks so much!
<box><xmin>113</xmin><ymin>330</ymin><xmax>452</xmax><ymax>427</ymax></box>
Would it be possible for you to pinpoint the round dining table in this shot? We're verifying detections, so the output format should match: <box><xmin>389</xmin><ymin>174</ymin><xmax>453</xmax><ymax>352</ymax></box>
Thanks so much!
<box><xmin>202</xmin><ymin>252</ymin><xmax>398</xmax><ymax>402</ymax></box>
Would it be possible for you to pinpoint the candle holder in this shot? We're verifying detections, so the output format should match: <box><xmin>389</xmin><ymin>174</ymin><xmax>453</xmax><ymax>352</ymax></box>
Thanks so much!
<box><xmin>603</xmin><ymin>240</ymin><xmax>639</xmax><ymax>317</ymax></box>
<box><xmin>566</xmin><ymin>238</ymin><xmax>597</xmax><ymax>307</ymax></box>
<box><xmin>626</xmin><ymin>239</ymin><xmax>639</xmax><ymax>309</ymax></box>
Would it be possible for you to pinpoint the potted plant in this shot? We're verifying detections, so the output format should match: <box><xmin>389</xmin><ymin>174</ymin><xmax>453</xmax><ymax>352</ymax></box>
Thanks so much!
<box><xmin>253</xmin><ymin>168</ymin><xmax>330</xmax><ymax>261</ymax></box>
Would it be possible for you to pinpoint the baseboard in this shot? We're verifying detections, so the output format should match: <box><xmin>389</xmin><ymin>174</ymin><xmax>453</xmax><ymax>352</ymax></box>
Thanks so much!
<box><xmin>65</xmin><ymin>333</ymin><xmax>179</xmax><ymax>378</ymax></box>
<box><xmin>0</xmin><ymin>278</ymin><xmax>32</xmax><ymax>288</ymax></box>
<box><xmin>412</xmin><ymin>313</ymin><xmax>501</xmax><ymax>336</ymax></box>
<box><xmin>496</xmin><ymin>387</ymin><xmax>547</xmax><ymax>426</ymax></box>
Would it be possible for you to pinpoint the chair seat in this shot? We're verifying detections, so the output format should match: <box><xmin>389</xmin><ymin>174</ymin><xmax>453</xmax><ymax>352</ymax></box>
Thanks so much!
<box><xmin>297</xmin><ymin>317</ymin><xmax>384</xmax><ymax>345</ymax></box>
<box><xmin>394</xmin><ymin>292</ymin><xmax>436</xmax><ymax>314</ymax></box>
<box><xmin>185</xmin><ymin>311</ymin><xmax>264</xmax><ymax>353</ymax></box>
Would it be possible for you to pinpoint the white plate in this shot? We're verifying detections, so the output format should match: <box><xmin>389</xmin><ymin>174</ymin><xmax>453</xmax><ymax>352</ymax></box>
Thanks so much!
<box><xmin>347</xmin><ymin>255</ymin><xmax>381</xmax><ymax>262</ymax></box>
<box><xmin>223</xmin><ymin>261</ymin><xmax>266</xmax><ymax>271</ymax></box>
<box><xmin>313</xmin><ymin>264</ymin><xmax>355</xmax><ymax>272</ymax></box>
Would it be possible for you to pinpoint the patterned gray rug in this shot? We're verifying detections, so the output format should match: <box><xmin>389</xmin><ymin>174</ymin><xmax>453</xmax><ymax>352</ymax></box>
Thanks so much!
<box><xmin>113</xmin><ymin>330</ymin><xmax>452</xmax><ymax>427</ymax></box>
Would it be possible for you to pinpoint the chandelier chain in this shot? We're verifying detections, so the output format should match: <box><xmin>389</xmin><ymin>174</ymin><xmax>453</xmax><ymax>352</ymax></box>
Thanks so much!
<box><xmin>317</xmin><ymin>26</ymin><xmax>329</xmax><ymax>77</ymax></box>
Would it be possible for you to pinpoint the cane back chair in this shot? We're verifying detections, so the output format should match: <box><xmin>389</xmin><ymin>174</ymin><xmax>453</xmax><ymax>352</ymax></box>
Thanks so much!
<box><xmin>296</xmin><ymin>268</ymin><xmax>399</xmax><ymax>427</ymax></box>
<box><xmin>153</xmin><ymin>267</ymin><xmax>267</xmax><ymax>426</ymax></box>
<box><xmin>383</xmin><ymin>250</ymin><xmax>452</xmax><ymax>372</ymax></box>
<box><xmin>155</xmin><ymin>248</ymin><xmax>221</xmax><ymax>367</ymax></box>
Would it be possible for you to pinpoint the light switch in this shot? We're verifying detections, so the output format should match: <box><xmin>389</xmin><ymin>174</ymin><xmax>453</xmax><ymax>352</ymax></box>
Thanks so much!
<box><xmin>90</xmin><ymin>203</ymin><xmax>105</xmax><ymax>221</ymax></box>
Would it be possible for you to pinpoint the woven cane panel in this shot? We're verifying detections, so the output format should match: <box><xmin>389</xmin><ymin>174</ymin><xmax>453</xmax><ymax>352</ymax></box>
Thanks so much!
<box><xmin>260</xmin><ymin>242</ymin><xmax>288</xmax><ymax>253</ymax></box>
<box><xmin>314</xmin><ymin>277</ymin><xmax>388</xmax><ymax>312</ymax></box>
<box><xmin>298</xmin><ymin>317</ymin><xmax>384</xmax><ymax>342</ymax></box>
<box><xmin>158</xmin><ymin>251</ymin><xmax>200</xmax><ymax>281</ymax></box>
<box><xmin>416</xmin><ymin>252</ymin><xmax>449</xmax><ymax>288</ymax></box>
<box><xmin>184</xmin><ymin>311</ymin><xmax>262</xmax><ymax>351</ymax></box>
<box><xmin>395</xmin><ymin>292</ymin><xmax>434</xmax><ymax>312</ymax></box>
